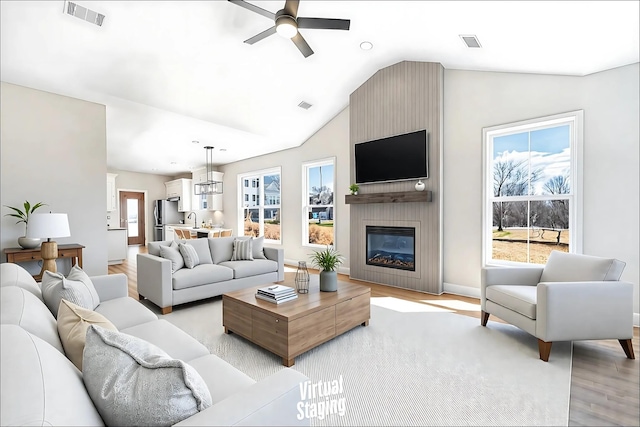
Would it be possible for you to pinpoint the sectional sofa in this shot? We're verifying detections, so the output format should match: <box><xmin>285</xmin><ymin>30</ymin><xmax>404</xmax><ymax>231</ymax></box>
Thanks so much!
<box><xmin>137</xmin><ymin>236</ymin><xmax>284</xmax><ymax>314</ymax></box>
<box><xmin>0</xmin><ymin>262</ymin><xmax>307</xmax><ymax>426</ymax></box>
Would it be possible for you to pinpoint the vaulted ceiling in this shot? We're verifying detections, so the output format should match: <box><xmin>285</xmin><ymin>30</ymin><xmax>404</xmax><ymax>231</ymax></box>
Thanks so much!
<box><xmin>1</xmin><ymin>1</ymin><xmax>638</xmax><ymax>175</ymax></box>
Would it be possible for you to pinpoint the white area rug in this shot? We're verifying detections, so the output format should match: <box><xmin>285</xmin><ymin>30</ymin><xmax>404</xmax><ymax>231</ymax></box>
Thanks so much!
<box><xmin>160</xmin><ymin>297</ymin><xmax>572</xmax><ymax>426</ymax></box>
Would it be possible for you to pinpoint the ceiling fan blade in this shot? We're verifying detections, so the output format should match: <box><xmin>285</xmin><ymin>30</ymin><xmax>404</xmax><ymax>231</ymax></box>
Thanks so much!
<box><xmin>291</xmin><ymin>32</ymin><xmax>314</xmax><ymax>58</ymax></box>
<box><xmin>243</xmin><ymin>26</ymin><xmax>277</xmax><ymax>44</ymax></box>
<box><xmin>297</xmin><ymin>17</ymin><xmax>350</xmax><ymax>31</ymax></box>
<box><xmin>228</xmin><ymin>0</ymin><xmax>275</xmax><ymax>20</ymax></box>
<box><xmin>283</xmin><ymin>0</ymin><xmax>299</xmax><ymax>18</ymax></box>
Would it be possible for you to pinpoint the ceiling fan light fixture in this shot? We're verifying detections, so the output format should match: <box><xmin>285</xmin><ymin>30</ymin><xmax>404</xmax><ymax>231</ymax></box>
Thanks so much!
<box><xmin>276</xmin><ymin>15</ymin><xmax>298</xmax><ymax>38</ymax></box>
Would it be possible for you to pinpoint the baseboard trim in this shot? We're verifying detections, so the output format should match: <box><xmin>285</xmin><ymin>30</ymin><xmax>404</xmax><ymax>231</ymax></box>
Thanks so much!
<box><xmin>443</xmin><ymin>282</ymin><xmax>481</xmax><ymax>299</ymax></box>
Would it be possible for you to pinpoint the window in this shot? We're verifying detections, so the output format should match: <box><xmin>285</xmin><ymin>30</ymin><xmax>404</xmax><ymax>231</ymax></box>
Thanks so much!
<box><xmin>482</xmin><ymin>111</ymin><xmax>583</xmax><ymax>266</ymax></box>
<box><xmin>238</xmin><ymin>167</ymin><xmax>281</xmax><ymax>243</ymax></box>
<box><xmin>303</xmin><ymin>158</ymin><xmax>335</xmax><ymax>246</ymax></box>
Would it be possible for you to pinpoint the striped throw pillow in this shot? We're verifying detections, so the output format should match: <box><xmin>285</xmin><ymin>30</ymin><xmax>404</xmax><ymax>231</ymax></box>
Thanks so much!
<box><xmin>231</xmin><ymin>238</ymin><xmax>254</xmax><ymax>261</ymax></box>
<box><xmin>178</xmin><ymin>243</ymin><xmax>200</xmax><ymax>269</ymax></box>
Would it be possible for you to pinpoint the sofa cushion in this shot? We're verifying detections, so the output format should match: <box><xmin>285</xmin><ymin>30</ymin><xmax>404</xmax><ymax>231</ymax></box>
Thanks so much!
<box><xmin>0</xmin><ymin>286</ymin><xmax>64</xmax><ymax>353</ymax></box>
<box><xmin>0</xmin><ymin>262</ymin><xmax>42</xmax><ymax>300</ymax></box>
<box><xmin>252</xmin><ymin>235</ymin><xmax>267</xmax><ymax>260</ymax></box>
<box><xmin>179</xmin><ymin>243</ymin><xmax>201</xmax><ymax>269</ymax></box>
<box><xmin>231</xmin><ymin>238</ymin><xmax>254</xmax><ymax>261</ymax></box>
<box><xmin>160</xmin><ymin>241</ymin><xmax>185</xmax><ymax>272</ymax></box>
<box><xmin>83</xmin><ymin>325</ymin><xmax>212</xmax><ymax>427</ymax></box>
<box><xmin>209</xmin><ymin>236</ymin><xmax>236</xmax><ymax>264</ymax></box>
<box><xmin>41</xmin><ymin>266</ymin><xmax>100</xmax><ymax>317</ymax></box>
<box><xmin>95</xmin><ymin>297</ymin><xmax>158</xmax><ymax>330</ymax></box>
<box><xmin>540</xmin><ymin>251</ymin><xmax>626</xmax><ymax>283</ymax></box>
<box><xmin>121</xmin><ymin>319</ymin><xmax>209</xmax><ymax>362</ymax></box>
<box><xmin>148</xmin><ymin>240</ymin><xmax>171</xmax><ymax>257</ymax></box>
<box><xmin>218</xmin><ymin>259</ymin><xmax>279</xmax><ymax>279</ymax></box>
<box><xmin>57</xmin><ymin>299</ymin><xmax>118</xmax><ymax>370</ymax></box>
<box><xmin>188</xmin><ymin>354</ymin><xmax>256</xmax><ymax>404</ymax></box>
<box><xmin>173</xmin><ymin>264</ymin><xmax>234</xmax><ymax>290</ymax></box>
<box><xmin>185</xmin><ymin>238</ymin><xmax>213</xmax><ymax>265</ymax></box>
<box><xmin>1</xmin><ymin>325</ymin><xmax>104</xmax><ymax>427</ymax></box>
<box><xmin>486</xmin><ymin>285</ymin><xmax>537</xmax><ymax>320</ymax></box>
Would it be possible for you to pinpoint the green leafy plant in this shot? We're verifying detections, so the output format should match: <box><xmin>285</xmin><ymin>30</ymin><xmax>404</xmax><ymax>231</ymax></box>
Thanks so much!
<box><xmin>349</xmin><ymin>183</ymin><xmax>359</xmax><ymax>194</ymax></box>
<box><xmin>310</xmin><ymin>246</ymin><xmax>344</xmax><ymax>272</ymax></box>
<box><xmin>3</xmin><ymin>201</ymin><xmax>47</xmax><ymax>234</ymax></box>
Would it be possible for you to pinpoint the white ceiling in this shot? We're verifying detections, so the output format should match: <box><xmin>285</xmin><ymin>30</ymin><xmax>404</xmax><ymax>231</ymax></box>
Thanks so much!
<box><xmin>1</xmin><ymin>1</ymin><xmax>638</xmax><ymax>176</ymax></box>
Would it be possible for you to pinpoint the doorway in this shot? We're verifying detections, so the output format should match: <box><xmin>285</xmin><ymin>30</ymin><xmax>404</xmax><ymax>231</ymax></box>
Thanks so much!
<box><xmin>119</xmin><ymin>191</ymin><xmax>145</xmax><ymax>245</ymax></box>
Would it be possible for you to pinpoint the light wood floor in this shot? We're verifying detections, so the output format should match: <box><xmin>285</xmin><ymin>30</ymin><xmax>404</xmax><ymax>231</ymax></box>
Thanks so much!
<box><xmin>110</xmin><ymin>245</ymin><xmax>639</xmax><ymax>426</ymax></box>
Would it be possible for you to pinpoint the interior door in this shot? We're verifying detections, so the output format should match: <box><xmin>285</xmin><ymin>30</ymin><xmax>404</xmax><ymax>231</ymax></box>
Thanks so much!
<box><xmin>119</xmin><ymin>191</ymin><xmax>145</xmax><ymax>245</ymax></box>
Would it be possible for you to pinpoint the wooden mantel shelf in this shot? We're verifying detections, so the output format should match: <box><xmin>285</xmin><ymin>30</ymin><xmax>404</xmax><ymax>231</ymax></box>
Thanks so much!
<box><xmin>345</xmin><ymin>191</ymin><xmax>432</xmax><ymax>204</ymax></box>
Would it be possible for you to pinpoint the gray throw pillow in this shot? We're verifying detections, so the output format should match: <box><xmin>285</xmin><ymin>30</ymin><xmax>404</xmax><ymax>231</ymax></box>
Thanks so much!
<box><xmin>252</xmin><ymin>236</ymin><xmax>267</xmax><ymax>259</ymax></box>
<box><xmin>41</xmin><ymin>266</ymin><xmax>100</xmax><ymax>317</ymax></box>
<box><xmin>231</xmin><ymin>238</ymin><xmax>253</xmax><ymax>261</ymax></box>
<box><xmin>82</xmin><ymin>325</ymin><xmax>212</xmax><ymax>426</ymax></box>
<box><xmin>179</xmin><ymin>243</ymin><xmax>200</xmax><ymax>269</ymax></box>
<box><xmin>159</xmin><ymin>242</ymin><xmax>184</xmax><ymax>272</ymax></box>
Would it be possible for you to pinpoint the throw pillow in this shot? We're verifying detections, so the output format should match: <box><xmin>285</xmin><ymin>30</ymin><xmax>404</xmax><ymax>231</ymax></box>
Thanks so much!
<box><xmin>252</xmin><ymin>235</ymin><xmax>267</xmax><ymax>260</ymax></box>
<box><xmin>82</xmin><ymin>325</ymin><xmax>212</xmax><ymax>426</ymax></box>
<box><xmin>159</xmin><ymin>242</ymin><xmax>184</xmax><ymax>272</ymax></box>
<box><xmin>41</xmin><ymin>265</ymin><xmax>100</xmax><ymax>317</ymax></box>
<box><xmin>179</xmin><ymin>243</ymin><xmax>200</xmax><ymax>269</ymax></box>
<box><xmin>57</xmin><ymin>299</ymin><xmax>117</xmax><ymax>370</ymax></box>
<box><xmin>231</xmin><ymin>237</ymin><xmax>253</xmax><ymax>261</ymax></box>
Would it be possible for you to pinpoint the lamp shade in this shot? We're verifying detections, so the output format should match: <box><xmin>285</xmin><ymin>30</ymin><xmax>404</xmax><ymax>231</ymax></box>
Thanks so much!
<box><xmin>26</xmin><ymin>213</ymin><xmax>70</xmax><ymax>239</ymax></box>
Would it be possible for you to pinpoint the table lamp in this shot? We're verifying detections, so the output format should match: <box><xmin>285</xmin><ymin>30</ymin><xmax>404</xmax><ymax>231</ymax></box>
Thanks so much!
<box><xmin>26</xmin><ymin>213</ymin><xmax>70</xmax><ymax>276</ymax></box>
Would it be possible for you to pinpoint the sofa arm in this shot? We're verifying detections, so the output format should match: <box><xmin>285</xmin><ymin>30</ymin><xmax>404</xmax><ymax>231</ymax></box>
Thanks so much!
<box><xmin>175</xmin><ymin>368</ymin><xmax>309</xmax><ymax>427</ymax></box>
<box><xmin>264</xmin><ymin>247</ymin><xmax>284</xmax><ymax>282</ymax></box>
<box><xmin>90</xmin><ymin>273</ymin><xmax>128</xmax><ymax>301</ymax></box>
<box><xmin>136</xmin><ymin>253</ymin><xmax>173</xmax><ymax>309</ymax></box>
<box><xmin>481</xmin><ymin>266</ymin><xmax>543</xmax><ymax>309</ymax></box>
<box><xmin>536</xmin><ymin>281</ymin><xmax>634</xmax><ymax>342</ymax></box>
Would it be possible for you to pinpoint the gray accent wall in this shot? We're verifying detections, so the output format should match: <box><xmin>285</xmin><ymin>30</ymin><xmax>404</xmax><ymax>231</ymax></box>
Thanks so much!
<box><xmin>1</xmin><ymin>82</ymin><xmax>108</xmax><ymax>276</ymax></box>
<box><xmin>349</xmin><ymin>61</ymin><xmax>444</xmax><ymax>294</ymax></box>
<box><xmin>444</xmin><ymin>63</ymin><xmax>639</xmax><ymax>314</ymax></box>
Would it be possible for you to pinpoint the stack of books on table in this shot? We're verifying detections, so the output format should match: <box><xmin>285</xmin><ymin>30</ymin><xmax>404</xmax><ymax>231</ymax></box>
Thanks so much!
<box><xmin>255</xmin><ymin>285</ymin><xmax>298</xmax><ymax>304</ymax></box>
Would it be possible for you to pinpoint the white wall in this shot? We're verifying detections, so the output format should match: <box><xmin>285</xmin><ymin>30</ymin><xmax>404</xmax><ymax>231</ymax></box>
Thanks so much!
<box><xmin>220</xmin><ymin>107</ymin><xmax>351</xmax><ymax>268</ymax></box>
<box><xmin>1</xmin><ymin>82</ymin><xmax>108</xmax><ymax>276</ymax></box>
<box><xmin>443</xmin><ymin>63</ymin><xmax>639</xmax><ymax>315</ymax></box>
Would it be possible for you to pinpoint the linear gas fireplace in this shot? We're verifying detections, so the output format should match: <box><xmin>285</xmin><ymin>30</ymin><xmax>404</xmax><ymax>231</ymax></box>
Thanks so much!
<box><xmin>366</xmin><ymin>226</ymin><xmax>415</xmax><ymax>271</ymax></box>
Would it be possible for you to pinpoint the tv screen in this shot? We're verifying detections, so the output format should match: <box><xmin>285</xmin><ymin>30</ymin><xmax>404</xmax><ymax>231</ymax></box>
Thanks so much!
<box><xmin>355</xmin><ymin>129</ymin><xmax>428</xmax><ymax>184</ymax></box>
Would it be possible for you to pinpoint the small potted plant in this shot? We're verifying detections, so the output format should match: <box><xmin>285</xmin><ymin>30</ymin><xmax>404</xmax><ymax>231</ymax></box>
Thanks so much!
<box><xmin>3</xmin><ymin>200</ymin><xmax>47</xmax><ymax>249</ymax></box>
<box><xmin>310</xmin><ymin>246</ymin><xmax>344</xmax><ymax>292</ymax></box>
<box><xmin>349</xmin><ymin>183</ymin><xmax>359</xmax><ymax>195</ymax></box>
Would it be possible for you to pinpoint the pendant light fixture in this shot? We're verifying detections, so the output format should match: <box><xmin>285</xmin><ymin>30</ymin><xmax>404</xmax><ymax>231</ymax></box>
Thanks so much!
<box><xmin>193</xmin><ymin>146</ymin><xmax>223</xmax><ymax>196</ymax></box>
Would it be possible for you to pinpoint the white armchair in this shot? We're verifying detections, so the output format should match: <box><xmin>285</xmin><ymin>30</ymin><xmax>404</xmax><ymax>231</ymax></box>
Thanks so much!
<box><xmin>481</xmin><ymin>250</ymin><xmax>635</xmax><ymax>362</ymax></box>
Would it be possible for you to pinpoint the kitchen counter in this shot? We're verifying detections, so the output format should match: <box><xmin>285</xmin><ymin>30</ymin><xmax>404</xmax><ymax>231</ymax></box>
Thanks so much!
<box><xmin>107</xmin><ymin>228</ymin><xmax>127</xmax><ymax>265</ymax></box>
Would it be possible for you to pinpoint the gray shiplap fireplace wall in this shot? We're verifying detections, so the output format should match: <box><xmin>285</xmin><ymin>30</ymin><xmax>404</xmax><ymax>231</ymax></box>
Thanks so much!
<box><xmin>349</xmin><ymin>61</ymin><xmax>443</xmax><ymax>294</ymax></box>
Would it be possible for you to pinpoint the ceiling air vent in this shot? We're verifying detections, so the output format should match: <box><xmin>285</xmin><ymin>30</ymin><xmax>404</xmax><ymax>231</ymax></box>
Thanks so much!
<box><xmin>64</xmin><ymin>1</ymin><xmax>105</xmax><ymax>27</ymax></box>
<box><xmin>298</xmin><ymin>101</ymin><xmax>313</xmax><ymax>110</ymax></box>
<box><xmin>460</xmin><ymin>35</ymin><xmax>481</xmax><ymax>48</ymax></box>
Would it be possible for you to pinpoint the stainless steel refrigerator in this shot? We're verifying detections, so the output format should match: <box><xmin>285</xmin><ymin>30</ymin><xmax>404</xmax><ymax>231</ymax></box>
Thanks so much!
<box><xmin>153</xmin><ymin>200</ymin><xmax>181</xmax><ymax>241</ymax></box>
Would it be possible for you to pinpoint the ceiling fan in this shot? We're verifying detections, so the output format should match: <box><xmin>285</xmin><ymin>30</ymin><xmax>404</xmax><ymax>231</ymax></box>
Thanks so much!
<box><xmin>228</xmin><ymin>0</ymin><xmax>350</xmax><ymax>58</ymax></box>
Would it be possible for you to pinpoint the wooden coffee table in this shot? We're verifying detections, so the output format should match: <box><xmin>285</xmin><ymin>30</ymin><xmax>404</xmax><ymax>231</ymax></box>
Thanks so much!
<box><xmin>223</xmin><ymin>280</ymin><xmax>370</xmax><ymax>366</ymax></box>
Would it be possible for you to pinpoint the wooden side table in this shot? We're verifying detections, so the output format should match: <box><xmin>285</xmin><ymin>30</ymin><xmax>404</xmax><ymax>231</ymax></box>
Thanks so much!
<box><xmin>4</xmin><ymin>243</ymin><xmax>85</xmax><ymax>281</ymax></box>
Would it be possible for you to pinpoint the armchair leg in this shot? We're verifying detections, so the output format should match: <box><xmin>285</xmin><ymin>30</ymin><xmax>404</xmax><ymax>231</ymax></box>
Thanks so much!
<box><xmin>538</xmin><ymin>339</ymin><xmax>552</xmax><ymax>362</ymax></box>
<box><xmin>619</xmin><ymin>339</ymin><xmax>635</xmax><ymax>359</ymax></box>
<box><xmin>481</xmin><ymin>311</ymin><xmax>490</xmax><ymax>326</ymax></box>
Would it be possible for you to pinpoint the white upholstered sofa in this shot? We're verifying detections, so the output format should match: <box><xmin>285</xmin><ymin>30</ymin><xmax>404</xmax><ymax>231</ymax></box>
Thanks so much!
<box><xmin>481</xmin><ymin>250</ymin><xmax>635</xmax><ymax>361</ymax></box>
<box><xmin>0</xmin><ymin>262</ymin><xmax>307</xmax><ymax>426</ymax></box>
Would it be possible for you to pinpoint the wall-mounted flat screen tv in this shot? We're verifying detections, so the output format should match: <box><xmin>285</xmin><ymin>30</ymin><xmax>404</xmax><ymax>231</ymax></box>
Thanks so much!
<box><xmin>355</xmin><ymin>129</ymin><xmax>428</xmax><ymax>184</ymax></box>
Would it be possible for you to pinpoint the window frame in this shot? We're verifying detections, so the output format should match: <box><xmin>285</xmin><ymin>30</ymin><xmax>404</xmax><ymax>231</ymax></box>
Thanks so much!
<box><xmin>481</xmin><ymin>110</ymin><xmax>583</xmax><ymax>267</ymax></box>
<box><xmin>302</xmin><ymin>157</ymin><xmax>336</xmax><ymax>248</ymax></box>
<box><xmin>237</xmin><ymin>166</ymin><xmax>282</xmax><ymax>244</ymax></box>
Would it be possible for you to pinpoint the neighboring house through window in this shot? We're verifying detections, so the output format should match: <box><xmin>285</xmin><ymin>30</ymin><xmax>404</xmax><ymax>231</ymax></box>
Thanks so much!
<box><xmin>303</xmin><ymin>158</ymin><xmax>335</xmax><ymax>246</ymax></box>
<box><xmin>482</xmin><ymin>111</ymin><xmax>583</xmax><ymax>266</ymax></box>
<box><xmin>238</xmin><ymin>167</ymin><xmax>281</xmax><ymax>243</ymax></box>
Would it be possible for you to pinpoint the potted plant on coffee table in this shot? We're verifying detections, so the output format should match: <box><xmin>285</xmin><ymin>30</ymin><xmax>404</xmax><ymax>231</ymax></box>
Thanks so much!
<box><xmin>310</xmin><ymin>246</ymin><xmax>344</xmax><ymax>292</ymax></box>
<box><xmin>3</xmin><ymin>200</ymin><xmax>47</xmax><ymax>249</ymax></box>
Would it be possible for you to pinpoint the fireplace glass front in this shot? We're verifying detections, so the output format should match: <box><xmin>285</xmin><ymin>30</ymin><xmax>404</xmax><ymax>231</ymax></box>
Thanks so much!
<box><xmin>366</xmin><ymin>226</ymin><xmax>415</xmax><ymax>271</ymax></box>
